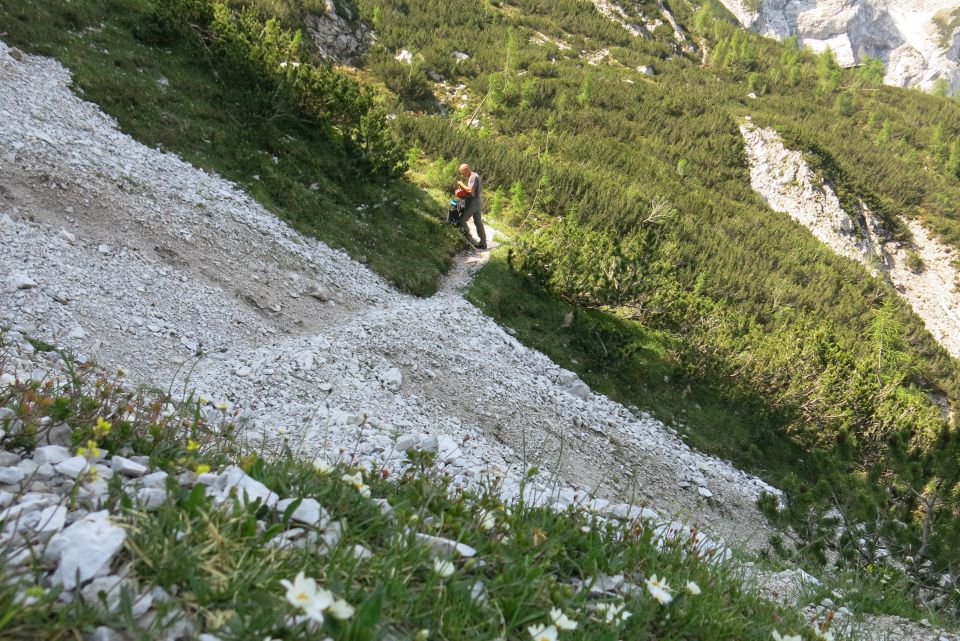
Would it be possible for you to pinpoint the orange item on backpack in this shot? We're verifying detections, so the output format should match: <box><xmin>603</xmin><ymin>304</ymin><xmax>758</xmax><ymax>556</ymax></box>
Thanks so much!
<box><xmin>455</xmin><ymin>187</ymin><xmax>469</xmax><ymax>199</ymax></box>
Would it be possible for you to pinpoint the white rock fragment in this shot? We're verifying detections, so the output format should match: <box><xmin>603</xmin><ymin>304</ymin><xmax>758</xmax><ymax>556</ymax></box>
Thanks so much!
<box><xmin>111</xmin><ymin>455</ymin><xmax>148</xmax><ymax>477</ymax></box>
<box><xmin>380</xmin><ymin>367</ymin><xmax>402</xmax><ymax>391</ymax></box>
<box><xmin>276</xmin><ymin>497</ymin><xmax>328</xmax><ymax>527</ymax></box>
<box><xmin>7</xmin><ymin>272</ymin><xmax>37</xmax><ymax>290</ymax></box>
<box><xmin>32</xmin><ymin>504</ymin><xmax>67</xmax><ymax>537</ymax></box>
<box><xmin>207</xmin><ymin>465</ymin><xmax>277</xmax><ymax>507</ymax></box>
<box><xmin>33</xmin><ymin>445</ymin><xmax>72</xmax><ymax>466</ymax></box>
<box><xmin>47</xmin><ymin>511</ymin><xmax>126</xmax><ymax>590</ymax></box>
<box><xmin>54</xmin><ymin>455</ymin><xmax>91</xmax><ymax>479</ymax></box>
<box><xmin>415</xmin><ymin>533</ymin><xmax>477</xmax><ymax>558</ymax></box>
<box><xmin>0</xmin><ymin>467</ymin><xmax>26</xmax><ymax>485</ymax></box>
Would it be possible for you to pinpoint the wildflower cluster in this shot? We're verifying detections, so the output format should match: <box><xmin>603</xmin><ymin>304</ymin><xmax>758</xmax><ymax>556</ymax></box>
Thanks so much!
<box><xmin>341</xmin><ymin>470</ymin><xmax>371</xmax><ymax>498</ymax></box>
<box><xmin>280</xmin><ymin>571</ymin><xmax>354</xmax><ymax>625</ymax></box>
<box><xmin>528</xmin><ymin>608</ymin><xmax>577</xmax><ymax>641</ymax></box>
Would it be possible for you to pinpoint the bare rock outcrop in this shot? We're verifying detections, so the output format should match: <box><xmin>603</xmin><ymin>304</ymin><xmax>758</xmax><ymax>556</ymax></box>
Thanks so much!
<box><xmin>716</xmin><ymin>0</ymin><xmax>960</xmax><ymax>93</ymax></box>
<box><xmin>304</xmin><ymin>0</ymin><xmax>373</xmax><ymax>64</ymax></box>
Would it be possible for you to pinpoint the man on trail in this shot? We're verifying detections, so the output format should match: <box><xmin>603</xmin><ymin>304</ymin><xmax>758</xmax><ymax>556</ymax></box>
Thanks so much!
<box><xmin>455</xmin><ymin>163</ymin><xmax>487</xmax><ymax>249</ymax></box>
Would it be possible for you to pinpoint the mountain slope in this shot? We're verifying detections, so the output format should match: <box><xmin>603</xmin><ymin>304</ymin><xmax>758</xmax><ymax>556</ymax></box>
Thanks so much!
<box><xmin>0</xmin><ymin>41</ymin><xmax>776</xmax><ymax>552</ymax></box>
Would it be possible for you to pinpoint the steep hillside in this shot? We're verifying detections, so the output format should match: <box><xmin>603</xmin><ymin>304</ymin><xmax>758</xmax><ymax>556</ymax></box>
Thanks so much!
<box><xmin>4</xmin><ymin>0</ymin><xmax>960</xmax><ymax>627</ymax></box>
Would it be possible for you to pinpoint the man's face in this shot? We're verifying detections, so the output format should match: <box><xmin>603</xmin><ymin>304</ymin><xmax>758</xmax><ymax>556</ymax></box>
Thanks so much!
<box><xmin>459</xmin><ymin>165</ymin><xmax>471</xmax><ymax>177</ymax></box>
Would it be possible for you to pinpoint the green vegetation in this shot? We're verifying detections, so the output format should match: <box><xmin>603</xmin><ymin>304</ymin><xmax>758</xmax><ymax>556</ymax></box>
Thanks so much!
<box><xmin>0</xmin><ymin>0</ymin><xmax>462</xmax><ymax>295</ymax></box>
<box><xmin>0</xmin><ymin>350</ymin><xmax>819</xmax><ymax>641</ymax></box>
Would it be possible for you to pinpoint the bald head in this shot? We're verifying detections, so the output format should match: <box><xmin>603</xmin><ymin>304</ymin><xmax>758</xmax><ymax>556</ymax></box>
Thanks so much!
<box><xmin>459</xmin><ymin>163</ymin><xmax>471</xmax><ymax>177</ymax></box>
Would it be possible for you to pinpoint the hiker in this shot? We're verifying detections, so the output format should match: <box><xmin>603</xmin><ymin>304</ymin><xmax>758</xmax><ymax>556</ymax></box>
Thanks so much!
<box><xmin>454</xmin><ymin>163</ymin><xmax>486</xmax><ymax>249</ymax></box>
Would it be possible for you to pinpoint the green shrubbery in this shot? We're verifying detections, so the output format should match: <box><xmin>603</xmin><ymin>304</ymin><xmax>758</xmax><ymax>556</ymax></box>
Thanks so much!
<box><xmin>153</xmin><ymin>0</ymin><xmax>407</xmax><ymax>177</ymax></box>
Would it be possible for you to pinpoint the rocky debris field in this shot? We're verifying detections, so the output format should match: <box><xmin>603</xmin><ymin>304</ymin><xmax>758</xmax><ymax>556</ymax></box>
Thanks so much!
<box><xmin>0</xmin><ymin>39</ymin><xmax>780</xmax><ymax>552</ymax></box>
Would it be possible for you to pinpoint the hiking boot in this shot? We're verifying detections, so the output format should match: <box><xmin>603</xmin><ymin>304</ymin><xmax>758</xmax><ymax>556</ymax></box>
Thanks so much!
<box><xmin>474</xmin><ymin>241</ymin><xmax>488</xmax><ymax>250</ymax></box>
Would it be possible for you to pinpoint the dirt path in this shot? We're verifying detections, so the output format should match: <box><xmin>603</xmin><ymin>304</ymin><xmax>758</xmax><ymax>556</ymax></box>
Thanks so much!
<box><xmin>436</xmin><ymin>223</ymin><xmax>500</xmax><ymax>295</ymax></box>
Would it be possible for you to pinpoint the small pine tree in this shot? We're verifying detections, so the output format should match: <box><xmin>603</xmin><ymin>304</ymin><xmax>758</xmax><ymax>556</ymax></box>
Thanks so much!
<box><xmin>489</xmin><ymin>186</ymin><xmax>506</xmax><ymax>220</ymax></box>
<box><xmin>875</xmin><ymin>120</ymin><xmax>892</xmax><ymax>146</ymax></box>
<box><xmin>509</xmin><ymin>180</ymin><xmax>527</xmax><ymax>217</ymax></box>
<box><xmin>948</xmin><ymin>139</ymin><xmax>960</xmax><ymax>178</ymax></box>
<box><xmin>577</xmin><ymin>73</ymin><xmax>593</xmax><ymax>107</ymax></box>
<box><xmin>930</xmin><ymin>123</ymin><xmax>948</xmax><ymax>160</ymax></box>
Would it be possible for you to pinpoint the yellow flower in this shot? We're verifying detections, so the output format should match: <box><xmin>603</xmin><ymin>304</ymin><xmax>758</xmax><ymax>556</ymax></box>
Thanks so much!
<box><xmin>94</xmin><ymin>417</ymin><xmax>112</xmax><ymax>437</ymax></box>
<box><xmin>195</xmin><ymin>463</ymin><xmax>211</xmax><ymax>475</ymax></box>
<box><xmin>78</xmin><ymin>440</ymin><xmax>101</xmax><ymax>459</ymax></box>
<box><xmin>187</xmin><ymin>439</ymin><xmax>200</xmax><ymax>452</ymax></box>
<box><xmin>87</xmin><ymin>466</ymin><xmax>99</xmax><ymax>481</ymax></box>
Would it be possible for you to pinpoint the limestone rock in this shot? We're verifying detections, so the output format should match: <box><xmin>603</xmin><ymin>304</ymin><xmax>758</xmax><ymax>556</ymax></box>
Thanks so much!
<box><xmin>47</xmin><ymin>510</ymin><xmax>127</xmax><ymax>590</ymax></box>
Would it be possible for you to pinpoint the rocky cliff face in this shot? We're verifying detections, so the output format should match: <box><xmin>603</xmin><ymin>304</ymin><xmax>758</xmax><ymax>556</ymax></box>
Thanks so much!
<box><xmin>716</xmin><ymin>0</ymin><xmax>960</xmax><ymax>93</ymax></box>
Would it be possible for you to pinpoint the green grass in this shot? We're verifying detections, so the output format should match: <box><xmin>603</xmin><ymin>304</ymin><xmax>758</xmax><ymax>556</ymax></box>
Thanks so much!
<box><xmin>0</xmin><ymin>0</ymin><xmax>463</xmax><ymax>296</ymax></box>
<box><xmin>0</xmin><ymin>346</ymin><xmax>828</xmax><ymax>641</ymax></box>
<box><xmin>467</xmin><ymin>249</ymin><xmax>809</xmax><ymax>487</ymax></box>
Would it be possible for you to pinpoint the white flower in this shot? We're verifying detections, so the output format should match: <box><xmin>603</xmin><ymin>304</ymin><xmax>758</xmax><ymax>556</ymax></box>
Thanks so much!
<box><xmin>645</xmin><ymin>574</ymin><xmax>673</xmax><ymax>605</ymax></box>
<box><xmin>814</xmin><ymin>629</ymin><xmax>835</xmax><ymax>641</ymax></box>
<box><xmin>433</xmin><ymin>558</ymin><xmax>455</xmax><ymax>578</ymax></box>
<box><xmin>580</xmin><ymin>525</ymin><xmax>591</xmax><ymax>533</ymax></box>
<box><xmin>415</xmin><ymin>631</ymin><xmax>430</xmax><ymax>641</ymax></box>
<box><xmin>313</xmin><ymin>459</ymin><xmax>333</xmax><ymax>475</ymax></box>
<box><xmin>595</xmin><ymin>602</ymin><xmax>631</xmax><ymax>624</ymax></box>
<box><xmin>685</xmin><ymin>581</ymin><xmax>701</xmax><ymax>595</ymax></box>
<box><xmin>528</xmin><ymin>623</ymin><xmax>559</xmax><ymax>641</ymax></box>
<box><xmin>279</xmin><ymin>571</ymin><xmax>333</xmax><ymax>623</ymax></box>
<box><xmin>328</xmin><ymin>598</ymin><xmax>355</xmax><ymax>620</ymax></box>
<box><xmin>480</xmin><ymin>510</ymin><xmax>497</xmax><ymax>530</ymax></box>
<box><xmin>342</xmin><ymin>471</ymin><xmax>371</xmax><ymax>497</ymax></box>
<box><xmin>549</xmin><ymin>608</ymin><xmax>577</xmax><ymax>631</ymax></box>
<box><xmin>772</xmin><ymin>631</ymin><xmax>803</xmax><ymax>641</ymax></box>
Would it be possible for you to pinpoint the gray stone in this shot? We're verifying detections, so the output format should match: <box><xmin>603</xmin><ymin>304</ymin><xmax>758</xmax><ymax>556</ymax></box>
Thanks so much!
<box><xmin>16</xmin><ymin>458</ymin><xmax>38</xmax><ymax>475</ymax></box>
<box><xmin>209</xmin><ymin>465</ymin><xmax>277</xmax><ymax>508</ymax></box>
<box><xmin>381</xmin><ymin>367</ymin><xmax>402</xmax><ymax>391</ymax></box>
<box><xmin>87</xmin><ymin>626</ymin><xmax>127</xmax><ymax>641</ymax></box>
<box><xmin>0</xmin><ymin>466</ymin><xmax>26</xmax><ymax>485</ymax></box>
<box><xmin>33</xmin><ymin>504</ymin><xmax>67</xmax><ymax>537</ymax></box>
<box><xmin>33</xmin><ymin>444</ymin><xmax>72</xmax><ymax>466</ymax></box>
<box><xmin>419</xmin><ymin>435</ymin><xmax>439</xmax><ymax>452</ymax></box>
<box><xmin>395</xmin><ymin>434</ymin><xmax>418</xmax><ymax>451</ymax></box>
<box><xmin>0</xmin><ymin>450</ymin><xmax>20</xmax><ymax>467</ymax></box>
<box><xmin>55</xmin><ymin>455</ymin><xmax>91</xmax><ymax>479</ymax></box>
<box><xmin>135</xmin><ymin>487</ymin><xmax>167</xmax><ymax>510</ymax></box>
<box><xmin>111</xmin><ymin>456</ymin><xmax>148</xmax><ymax>477</ymax></box>
<box><xmin>47</xmin><ymin>510</ymin><xmax>127</xmax><ymax>590</ymax></box>
<box><xmin>139</xmin><ymin>471</ymin><xmax>169</xmax><ymax>488</ymax></box>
